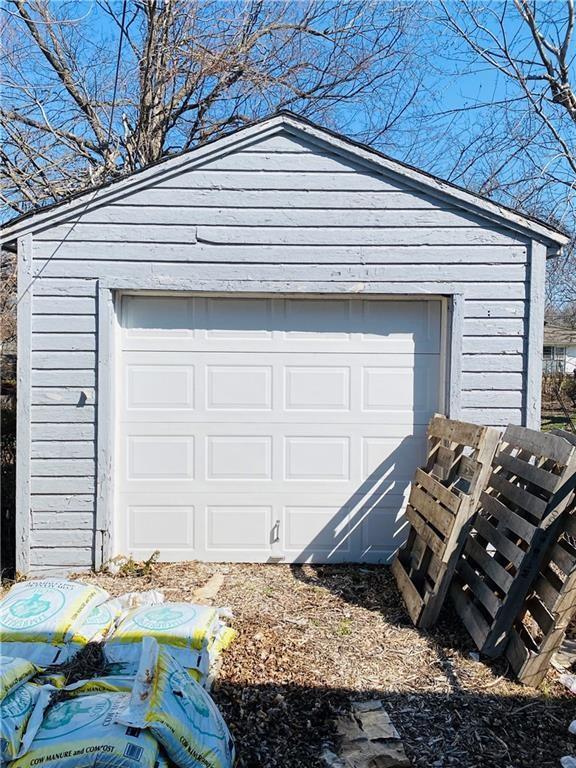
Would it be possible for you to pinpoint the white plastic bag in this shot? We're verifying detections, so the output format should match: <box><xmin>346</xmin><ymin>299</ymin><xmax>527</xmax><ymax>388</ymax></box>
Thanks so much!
<box><xmin>0</xmin><ymin>580</ymin><xmax>109</xmax><ymax>664</ymax></box>
<box><xmin>10</xmin><ymin>692</ymin><xmax>159</xmax><ymax>768</ymax></box>
<box><xmin>118</xmin><ymin>637</ymin><xmax>234</xmax><ymax>768</ymax></box>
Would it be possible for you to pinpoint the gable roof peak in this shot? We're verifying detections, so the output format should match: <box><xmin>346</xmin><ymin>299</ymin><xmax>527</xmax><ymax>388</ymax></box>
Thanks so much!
<box><xmin>1</xmin><ymin>110</ymin><xmax>569</xmax><ymax>249</ymax></box>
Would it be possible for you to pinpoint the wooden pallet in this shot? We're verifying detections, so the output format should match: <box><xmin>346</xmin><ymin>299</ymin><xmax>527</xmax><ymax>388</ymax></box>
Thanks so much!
<box><xmin>451</xmin><ymin>425</ymin><xmax>576</xmax><ymax>658</ymax></box>
<box><xmin>506</xmin><ymin>506</ymin><xmax>576</xmax><ymax>686</ymax></box>
<box><xmin>391</xmin><ymin>415</ymin><xmax>499</xmax><ymax>628</ymax></box>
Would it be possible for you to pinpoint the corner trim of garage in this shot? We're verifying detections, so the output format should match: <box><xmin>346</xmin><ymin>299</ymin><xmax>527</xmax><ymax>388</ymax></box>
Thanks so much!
<box><xmin>16</xmin><ymin>233</ymin><xmax>33</xmax><ymax>574</ymax></box>
<box><xmin>96</xmin><ymin>281</ymin><xmax>117</xmax><ymax>567</ymax></box>
<box><xmin>447</xmin><ymin>293</ymin><xmax>464</xmax><ymax>421</ymax></box>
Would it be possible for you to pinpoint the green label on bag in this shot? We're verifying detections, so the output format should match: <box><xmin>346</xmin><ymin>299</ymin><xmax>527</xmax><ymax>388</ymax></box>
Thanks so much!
<box><xmin>1</xmin><ymin>685</ymin><xmax>34</xmax><ymax>719</ymax></box>
<box><xmin>37</xmin><ymin>697</ymin><xmax>112</xmax><ymax>739</ymax></box>
<box><xmin>133</xmin><ymin>606</ymin><xmax>193</xmax><ymax>631</ymax></box>
<box><xmin>83</xmin><ymin>604</ymin><xmax>112</xmax><ymax>627</ymax></box>
<box><xmin>0</xmin><ymin>589</ymin><xmax>66</xmax><ymax>629</ymax></box>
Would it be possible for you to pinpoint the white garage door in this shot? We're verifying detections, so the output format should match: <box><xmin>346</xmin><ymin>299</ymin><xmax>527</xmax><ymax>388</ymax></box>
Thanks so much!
<box><xmin>116</xmin><ymin>296</ymin><xmax>443</xmax><ymax>563</ymax></box>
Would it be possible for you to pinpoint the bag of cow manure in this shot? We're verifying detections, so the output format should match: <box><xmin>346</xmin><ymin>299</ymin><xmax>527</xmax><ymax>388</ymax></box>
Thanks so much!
<box><xmin>105</xmin><ymin>602</ymin><xmax>221</xmax><ymax>672</ymax></box>
<box><xmin>62</xmin><ymin>590</ymin><xmax>165</xmax><ymax>663</ymax></box>
<box><xmin>9</xmin><ymin>692</ymin><xmax>159</xmax><ymax>768</ymax></box>
<box><xmin>118</xmin><ymin>637</ymin><xmax>235</xmax><ymax>768</ymax></box>
<box><xmin>0</xmin><ymin>656</ymin><xmax>40</xmax><ymax>703</ymax></box>
<box><xmin>0</xmin><ymin>682</ymin><xmax>53</xmax><ymax>762</ymax></box>
<box><xmin>0</xmin><ymin>580</ymin><xmax>109</xmax><ymax>665</ymax></box>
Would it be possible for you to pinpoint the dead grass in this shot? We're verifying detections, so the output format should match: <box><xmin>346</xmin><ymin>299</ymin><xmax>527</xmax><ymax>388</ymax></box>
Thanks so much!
<box><xmin>72</xmin><ymin>562</ymin><xmax>575</xmax><ymax>768</ymax></box>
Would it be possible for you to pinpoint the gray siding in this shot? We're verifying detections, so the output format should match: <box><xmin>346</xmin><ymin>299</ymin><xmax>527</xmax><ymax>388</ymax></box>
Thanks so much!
<box><xmin>26</xmin><ymin>129</ymin><xmax>532</xmax><ymax>571</ymax></box>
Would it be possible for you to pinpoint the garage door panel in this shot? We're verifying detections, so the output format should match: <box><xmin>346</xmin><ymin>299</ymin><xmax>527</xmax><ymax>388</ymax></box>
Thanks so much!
<box><xmin>285</xmin><ymin>366</ymin><xmax>351</xmax><ymax>410</ymax></box>
<box><xmin>206</xmin><ymin>436</ymin><xmax>272</xmax><ymax>480</ymax></box>
<box><xmin>127</xmin><ymin>436</ymin><xmax>194</xmax><ymax>479</ymax></box>
<box><xmin>362</xmin><ymin>435</ymin><xmax>426</xmax><ymax>482</ymax></box>
<box><xmin>124</xmin><ymin>295</ymin><xmax>193</xmax><ymax>334</ymax></box>
<box><xmin>206</xmin><ymin>365</ymin><xmax>272</xmax><ymax>410</ymax></box>
<box><xmin>206</xmin><ymin>506</ymin><xmax>273</xmax><ymax>551</ymax></box>
<box><xmin>117</xmin><ymin>296</ymin><xmax>442</xmax><ymax>562</ymax></box>
<box><xmin>284</xmin><ymin>436</ymin><xmax>350</xmax><ymax>481</ymax></box>
<box><xmin>283</xmin><ymin>298</ymin><xmax>352</xmax><ymax>339</ymax></box>
<box><xmin>126</xmin><ymin>498</ymin><xmax>195</xmax><ymax>554</ymax></box>
<box><xmin>126</xmin><ymin>365</ymin><xmax>194</xmax><ymax>409</ymax></box>
<box><xmin>362</xmin><ymin>358</ymin><xmax>440</xmax><ymax>413</ymax></box>
<box><xmin>205</xmin><ymin>297</ymin><xmax>273</xmax><ymax>338</ymax></box>
<box><xmin>359</xmin><ymin>499</ymin><xmax>410</xmax><ymax>558</ymax></box>
<box><xmin>361</xmin><ymin>299</ymin><xmax>441</xmax><ymax>350</ymax></box>
<box><xmin>285</xmin><ymin>505</ymin><xmax>351</xmax><ymax>554</ymax></box>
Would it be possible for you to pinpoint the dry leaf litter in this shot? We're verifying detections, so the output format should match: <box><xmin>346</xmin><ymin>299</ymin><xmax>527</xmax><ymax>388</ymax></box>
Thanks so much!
<box><xmin>72</xmin><ymin>562</ymin><xmax>574</xmax><ymax>768</ymax></box>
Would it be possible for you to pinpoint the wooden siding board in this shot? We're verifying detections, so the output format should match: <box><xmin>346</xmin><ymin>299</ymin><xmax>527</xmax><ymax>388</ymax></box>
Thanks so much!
<box><xmin>32</xmin><ymin>424</ymin><xmax>94</xmax><ymax>441</ymax></box>
<box><xmin>462</xmin><ymin>372</ymin><xmax>524</xmax><ymax>389</ymax></box>
<box><xmin>102</xmin><ymin>189</ymin><xmax>447</xmax><ymax>209</ymax></box>
<box><xmin>32</xmin><ymin>315</ymin><xmax>96</xmax><ymax>334</ymax></box>
<box><xmin>31</xmin><ymin>405</ymin><xmax>95</xmax><ymax>423</ymax></box>
<box><xmin>30</xmin><ymin>529</ymin><xmax>94</xmax><ymax>548</ymax></box>
<box><xmin>33</xmin><ymin>512</ymin><xmax>95</xmax><ymax>529</ymax></box>
<box><xmin>31</xmin><ymin>441</ymin><xmax>95</xmax><ymax>459</ymax></box>
<box><xmin>33</xmin><ymin>242</ymin><xmax>527</xmax><ymax>265</ymax></box>
<box><xmin>32</xmin><ymin>259</ymin><xmax>527</xmax><ymax>283</ymax></box>
<box><xmin>37</xmin><ymin>209</ymin><xmax>498</xmax><ymax>232</ymax></box>
<box><xmin>31</xmin><ymin>459</ymin><xmax>95</xmax><ymax>476</ymax></box>
<box><xmin>462</xmin><ymin>355</ymin><xmax>524</xmax><ymax>373</ymax></box>
<box><xmin>30</xmin><ymin>548</ymin><xmax>93</xmax><ymax>567</ymax></box>
<box><xmin>31</xmin><ymin>370</ymin><xmax>96</xmax><ymax>387</ymax></box>
<box><xmin>23</xmin><ymin>130</ymin><xmax>538</xmax><ymax>572</ymax></box>
<box><xmin>30</xmin><ymin>495</ymin><xmax>95</xmax><ymax>512</ymax></box>
<box><xmin>32</xmin><ymin>279</ymin><xmax>97</xmax><ymax>297</ymax></box>
<box><xmin>33</xmin><ymin>296</ymin><xmax>96</xmax><ymax>314</ymax></box>
<box><xmin>32</xmin><ymin>352</ymin><xmax>96</xmax><ymax>369</ymax></box>
<box><xmin>31</xmin><ymin>387</ymin><xmax>96</xmax><ymax>406</ymax></box>
<box><xmin>461</xmin><ymin>409</ymin><xmax>524</xmax><ymax>427</ymax></box>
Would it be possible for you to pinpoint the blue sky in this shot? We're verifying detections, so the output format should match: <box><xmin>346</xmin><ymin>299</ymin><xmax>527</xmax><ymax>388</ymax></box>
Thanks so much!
<box><xmin>2</xmin><ymin>0</ymin><xmax>574</xmax><ymax>231</ymax></box>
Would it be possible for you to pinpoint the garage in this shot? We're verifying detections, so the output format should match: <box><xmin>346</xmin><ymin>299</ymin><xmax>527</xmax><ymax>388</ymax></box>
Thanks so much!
<box><xmin>117</xmin><ymin>295</ymin><xmax>443</xmax><ymax>563</ymax></box>
<box><xmin>4</xmin><ymin>112</ymin><xmax>567</xmax><ymax>574</ymax></box>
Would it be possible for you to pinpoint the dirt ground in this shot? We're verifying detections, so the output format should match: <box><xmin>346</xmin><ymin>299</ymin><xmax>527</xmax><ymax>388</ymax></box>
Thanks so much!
<box><xmin>74</xmin><ymin>561</ymin><xmax>575</xmax><ymax>768</ymax></box>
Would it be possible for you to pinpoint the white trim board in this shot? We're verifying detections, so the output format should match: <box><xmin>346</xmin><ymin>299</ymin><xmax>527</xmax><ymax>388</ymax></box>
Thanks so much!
<box><xmin>15</xmin><ymin>234</ymin><xmax>33</xmax><ymax>574</ymax></box>
<box><xmin>525</xmin><ymin>240</ymin><xmax>547</xmax><ymax>429</ymax></box>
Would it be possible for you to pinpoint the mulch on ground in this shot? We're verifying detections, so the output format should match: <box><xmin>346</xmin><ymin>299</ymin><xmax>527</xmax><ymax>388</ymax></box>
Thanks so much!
<box><xmin>78</xmin><ymin>563</ymin><xmax>573</xmax><ymax>768</ymax></box>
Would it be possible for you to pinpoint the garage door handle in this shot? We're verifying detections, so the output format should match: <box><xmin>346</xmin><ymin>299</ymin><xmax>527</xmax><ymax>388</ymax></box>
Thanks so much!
<box><xmin>272</xmin><ymin>520</ymin><xmax>281</xmax><ymax>543</ymax></box>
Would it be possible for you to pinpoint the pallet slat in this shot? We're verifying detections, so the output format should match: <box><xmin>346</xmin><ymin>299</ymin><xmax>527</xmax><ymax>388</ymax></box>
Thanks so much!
<box><xmin>392</xmin><ymin>415</ymin><xmax>499</xmax><ymax>629</ymax></box>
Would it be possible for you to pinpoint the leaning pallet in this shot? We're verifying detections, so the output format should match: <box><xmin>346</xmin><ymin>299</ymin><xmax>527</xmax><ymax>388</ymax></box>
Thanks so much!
<box><xmin>391</xmin><ymin>415</ymin><xmax>500</xmax><ymax>628</ymax></box>
<box><xmin>451</xmin><ymin>425</ymin><xmax>576</xmax><ymax>658</ymax></box>
<box><xmin>506</xmin><ymin>501</ymin><xmax>576</xmax><ymax>686</ymax></box>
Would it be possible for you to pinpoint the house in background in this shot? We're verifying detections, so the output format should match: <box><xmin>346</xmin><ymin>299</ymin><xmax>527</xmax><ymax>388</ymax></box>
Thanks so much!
<box><xmin>543</xmin><ymin>323</ymin><xmax>576</xmax><ymax>374</ymax></box>
<box><xmin>1</xmin><ymin>112</ymin><xmax>569</xmax><ymax>574</ymax></box>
